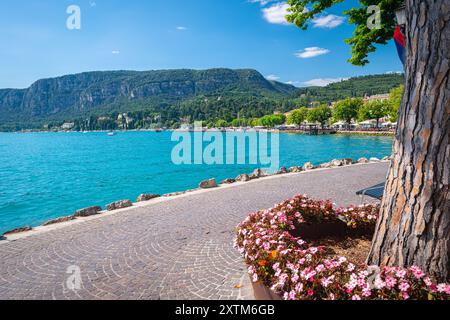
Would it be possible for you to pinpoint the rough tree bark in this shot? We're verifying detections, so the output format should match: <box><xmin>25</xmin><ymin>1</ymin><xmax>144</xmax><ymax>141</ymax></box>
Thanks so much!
<box><xmin>367</xmin><ymin>0</ymin><xmax>450</xmax><ymax>281</ymax></box>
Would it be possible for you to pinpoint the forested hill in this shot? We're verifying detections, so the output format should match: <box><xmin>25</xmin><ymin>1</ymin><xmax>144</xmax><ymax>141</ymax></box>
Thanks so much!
<box><xmin>297</xmin><ymin>73</ymin><xmax>404</xmax><ymax>103</ymax></box>
<box><xmin>0</xmin><ymin>70</ymin><xmax>403</xmax><ymax>131</ymax></box>
<box><xmin>0</xmin><ymin>69</ymin><xmax>297</xmax><ymax>130</ymax></box>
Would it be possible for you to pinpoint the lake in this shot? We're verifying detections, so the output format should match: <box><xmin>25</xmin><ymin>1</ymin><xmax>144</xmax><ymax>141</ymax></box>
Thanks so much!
<box><xmin>0</xmin><ymin>131</ymin><xmax>393</xmax><ymax>234</ymax></box>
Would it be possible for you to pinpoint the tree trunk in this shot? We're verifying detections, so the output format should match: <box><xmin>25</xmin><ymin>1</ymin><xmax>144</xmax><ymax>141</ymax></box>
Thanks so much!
<box><xmin>367</xmin><ymin>0</ymin><xmax>450</xmax><ymax>281</ymax></box>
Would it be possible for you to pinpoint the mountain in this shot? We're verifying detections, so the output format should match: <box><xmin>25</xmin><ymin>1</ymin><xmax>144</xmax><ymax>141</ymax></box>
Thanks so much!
<box><xmin>0</xmin><ymin>70</ymin><xmax>404</xmax><ymax>131</ymax></box>
<box><xmin>0</xmin><ymin>68</ymin><xmax>297</xmax><ymax>130</ymax></box>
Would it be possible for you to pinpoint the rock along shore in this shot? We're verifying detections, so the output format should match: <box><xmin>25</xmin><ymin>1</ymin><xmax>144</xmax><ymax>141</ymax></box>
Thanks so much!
<box><xmin>1</xmin><ymin>155</ymin><xmax>391</xmax><ymax>239</ymax></box>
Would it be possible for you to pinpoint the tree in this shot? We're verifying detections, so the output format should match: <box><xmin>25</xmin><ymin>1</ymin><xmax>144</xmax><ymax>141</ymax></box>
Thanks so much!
<box><xmin>333</xmin><ymin>98</ymin><xmax>363</xmax><ymax>126</ymax></box>
<box><xmin>288</xmin><ymin>0</ymin><xmax>449</xmax><ymax>281</ymax></box>
<box><xmin>358</xmin><ymin>100</ymin><xmax>390</xmax><ymax>128</ymax></box>
<box><xmin>215</xmin><ymin>119</ymin><xmax>229</xmax><ymax>128</ymax></box>
<box><xmin>231</xmin><ymin>119</ymin><xmax>241</xmax><ymax>127</ymax></box>
<box><xmin>387</xmin><ymin>85</ymin><xmax>404</xmax><ymax>122</ymax></box>
<box><xmin>288</xmin><ymin>107</ymin><xmax>309</xmax><ymax>126</ymax></box>
<box><xmin>260</xmin><ymin>114</ymin><xmax>287</xmax><ymax>128</ymax></box>
<box><xmin>307</xmin><ymin>105</ymin><xmax>332</xmax><ymax>128</ymax></box>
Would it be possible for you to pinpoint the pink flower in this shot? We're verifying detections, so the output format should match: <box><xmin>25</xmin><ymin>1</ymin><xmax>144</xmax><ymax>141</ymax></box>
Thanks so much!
<box><xmin>321</xmin><ymin>276</ymin><xmax>335</xmax><ymax>288</ymax></box>
<box><xmin>437</xmin><ymin>284</ymin><xmax>449</xmax><ymax>294</ymax></box>
<box><xmin>398</xmin><ymin>282</ymin><xmax>410</xmax><ymax>292</ymax></box>
<box><xmin>362</xmin><ymin>288</ymin><xmax>372</xmax><ymax>297</ymax></box>
<box><xmin>352</xmin><ymin>295</ymin><xmax>361</xmax><ymax>300</ymax></box>
<box><xmin>396</xmin><ymin>269</ymin><xmax>407</xmax><ymax>278</ymax></box>
<box><xmin>385</xmin><ymin>276</ymin><xmax>397</xmax><ymax>289</ymax></box>
<box><xmin>410</xmin><ymin>266</ymin><xmax>425</xmax><ymax>279</ymax></box>
<box><xmin>347</xmin><ymin>263</ymin><xmax>355</xmax><ymax>272</ymax></box>
<box><xmin>316</xmin><ymin>264</ymin><xmax>325</xmax><ymax>273</ymax></box>
<box><xmin>374</xmin><ymin>276</ymin><xmax>386</xmax><ymax>290</ymax></box>
<box><xmin>252</xmin><ymin>274</ymin><xmax>258</xmax><ymax>283</ymax></box>
<box><xmin>288</xmin><ymin>290</ymin><xmax>297</xmax><ymax>300</ymax></box>
<box><xmin>295</xmin><ymin>283</ymin><xmax>304</xmax><ymax>293</ymax></box>
<box><xmin>424</xmin><ymin>277</ymin><xmax>433</xmax><ymax>286</ymax></box>
<box><xmin>307</xmin><ymin>290</ymin><xmax>314</xmax><ymax>297</ymax></box>
<box><xmin>339</xmin><ymin>257</ymin><xmax>347</xmax><ymax>264</ymax></box>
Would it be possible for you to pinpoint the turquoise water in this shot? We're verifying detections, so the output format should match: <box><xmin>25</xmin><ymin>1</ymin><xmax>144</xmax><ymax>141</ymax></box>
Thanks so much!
<box><xmin>0</xmin><ymin>132</ymin><xmax>393</xmax><ymax>234</ymax></box>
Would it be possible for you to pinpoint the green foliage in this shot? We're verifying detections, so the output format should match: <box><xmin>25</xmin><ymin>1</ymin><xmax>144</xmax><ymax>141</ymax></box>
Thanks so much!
<box><xmin>333</xmin><ymin>98</ymin><xmax>363</xmax><ymax>124</ymax></box>
<box><xmin>307</xmin><ymin>105</ymin><xmax>332</xmax><ymax>127</ymax></box>
<box><xmin>0</xmin><ymin>71</ymin><xmax>404</xmax><ymax>131</ymax></box>
<box><xmin>286</xmin><ymin>0</ymin><xmax>404</xmax><ymax>66</ymax></box>
<box><xmin>297</xmin><ymin>74</ymin><xmax>404</xmax><ymax>104</ymax></box>
<box><xmin>215</xmin><ymin>119</ymin><xmax>229</xmax><ymax>128</ymax></box>
<box><xmin>288</xmin><ymin>107</ymin><xmax>309</xmax><ymax>125</ymax></box>
<box><xmin>259</xmin><ymin>114</ymin><xmax>287</xmax><ymax>128</ymax></box>
<box><xmin>358</xmin><ymin>100</ymin><xmax>391</xmax><ymax>127</ymax></box>
<box><xmin>387</xmin><ymin>85</ymin><xmax>404</xmax><ymax>122</ymax></box>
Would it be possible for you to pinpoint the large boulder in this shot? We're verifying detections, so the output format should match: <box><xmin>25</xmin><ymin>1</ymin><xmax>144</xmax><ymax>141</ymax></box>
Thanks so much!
<box><xmin>370</xmin><ymin>157</ymin><xmax>381</xmax><ymax>162</ymax></box>
<box><xmin>3</xmin><ymin>226</ymin><xmax>32</xmax><ymax>236</ymax></box>
<box><xmin>289</xmin><ymin>166</ymin><xmax>302</xmax><ymax>173</ymax></box>
<box><xmin>382</xmin><ymin>156</ymin><xmax>391</xmax><ymax>161</ymax></box>
<box><xmin>276</xmin><ymin>167</ymin><xmax>288</xmax><ymax>175</ymax></box>
<box><xmin>236</xmin><ymin>174</ymin><xmax>251</xmax><ymax>182</ymax></box>
<box><xmin>250</xmin><ymin>169</ymin><xmax>267</xmax><ymax>179</ymax></box>
<box><xmin>358</xmin><ymin>157</ymin><xmax>369</xmax><ymax>164</ymax></box>
<box><xmin>137</xmin><ymin>194</ymin><xmax>161</xmax><ymax>202</ymax></box>
<box><xmin>199</xmin><ymin>178</ymin><xmax>218</xmax><ymax>189</ymax></box>
<box><xmin>331</xmin><ymin>159</ymin><xmax>344</xmax><ymax>167</ymax></box>
<box><xmin>106</xmin><ymin>200</ymin><xmax>132</xmax><ymax>211</ymax></box>
<box><xmin>303</xmin><ymin>162</ymin><xmax>315</xmax><ymax>171</ymax></box>
<box><xmin>74</xmin><ymin>206</ymin><xmax>102</xmax><ymax>217</ymax></box>
<box><xmin>342</xmin><ymin>158</ymin><xmax>354</xmax><ymax>166</ymax></box>
<box><xmin>221</xmin><ymin>178</ymin><xmax>236</xmax><ymax>184</ymax></box>
<box><xmin>319</xmin><ymin>162</ymin><xmax>332</xmax><ymax>169</ymax></box>
<box><xmin>43</xmin><ymin>216</ymin><xmax>76</xmax><ymax>226</ymax></box>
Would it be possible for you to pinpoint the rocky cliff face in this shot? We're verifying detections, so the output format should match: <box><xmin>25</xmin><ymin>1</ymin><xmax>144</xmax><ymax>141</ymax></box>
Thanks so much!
<box><xmin>0</xmin><ymin>69</ymin><xmax>297</xmax><ymax>125</ymax></box>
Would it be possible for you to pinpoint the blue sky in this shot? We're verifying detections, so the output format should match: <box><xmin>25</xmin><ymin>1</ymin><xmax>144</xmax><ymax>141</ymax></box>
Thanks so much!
<box><xmin>0</xmin><ymin>0</ymin><xmax>403</xmax><ymax>89</ymax></box>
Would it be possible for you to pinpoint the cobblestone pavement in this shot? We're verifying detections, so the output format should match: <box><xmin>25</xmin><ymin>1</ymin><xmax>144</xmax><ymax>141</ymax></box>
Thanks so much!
<box><xmin>0</xmin><ymin>163</ymin><xmax>388</xmax><ymax>300</ymax></box>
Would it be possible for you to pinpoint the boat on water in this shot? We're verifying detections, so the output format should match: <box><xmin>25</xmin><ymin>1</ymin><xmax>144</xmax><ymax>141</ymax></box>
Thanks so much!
<box><xmin>107</xmin><ymin>132</ymin><xmax>116</xmax><ymax>136</ymax></box>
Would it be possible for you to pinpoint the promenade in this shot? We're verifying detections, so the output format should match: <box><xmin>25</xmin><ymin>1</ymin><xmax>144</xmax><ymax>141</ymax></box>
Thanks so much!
<box><xmin>0</xmin><ymin>162</ymin><xmax>389</xmax><ymax>300</ymax></box>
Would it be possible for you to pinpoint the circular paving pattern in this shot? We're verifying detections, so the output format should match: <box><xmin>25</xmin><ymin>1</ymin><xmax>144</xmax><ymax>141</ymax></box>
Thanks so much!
<box><xmin>0</xmin><ymin>163</ymin><xmax>388</xmax><ymax>300</ymax></box>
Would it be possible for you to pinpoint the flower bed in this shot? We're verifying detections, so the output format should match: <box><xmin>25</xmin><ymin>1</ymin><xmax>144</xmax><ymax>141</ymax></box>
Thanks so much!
<box><xmin>234</xmin><ymin>194</ymin><xmax>450</xmax><ymax>300</ymax></box>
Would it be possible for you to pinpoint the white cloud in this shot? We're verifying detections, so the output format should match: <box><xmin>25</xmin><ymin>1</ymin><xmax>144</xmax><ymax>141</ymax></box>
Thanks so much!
<box><xmin>285</xmin><ymin>80</ymin><xmax>302</xmax><ymax>87</ymax></box>
<box><xmin>111</xmin><ymin>50</ymin><xmax>120</xmax><ymax>55</ymax></box>
<box><xmin>89</xmin><ymin>1</ymin><xmax>96</xmax><ymax>7</ymax></box>
<box><xmin>249</xmin><ymin>0</ymin><xmax>276</xmax><ymax>5</ymax></box>
<box><xmin>176</xmin><ymin>26</ymin><xmax>187</xmax><ymax>31</ymax></box>
<box><xmin>303</xmin><ymin>78</ymin><xmax>347</xmax><ymax>87</ymax></box>
<box><xmin>385</xmin><ymin>71</ymin><xmax>403</xmax><ymax>74</ymax></box>
<box><xmin>295</xmin><ymin>47</ymin><xmax>330</xmax><ymax>59</ymax></box>
<box><xmin>266</xmin><ymin>74</ymin><xmax>280</xmax><ymax>81</ymax></box>
<box><xmin>262</xmin><ymin>2</ymin><xmax>290</xmax><ymax>25</ymax></box>
<box><xmin>312</xmin><ymin>14</ymin><xmax>345</xmax><ymax>28</ymax></box>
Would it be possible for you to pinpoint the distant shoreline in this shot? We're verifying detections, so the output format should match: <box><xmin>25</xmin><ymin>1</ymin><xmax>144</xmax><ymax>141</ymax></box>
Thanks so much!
<box><xmin>1</xmin><ymin>129</ymin><xmax>395</xmax><ymax>136</ymax></box>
